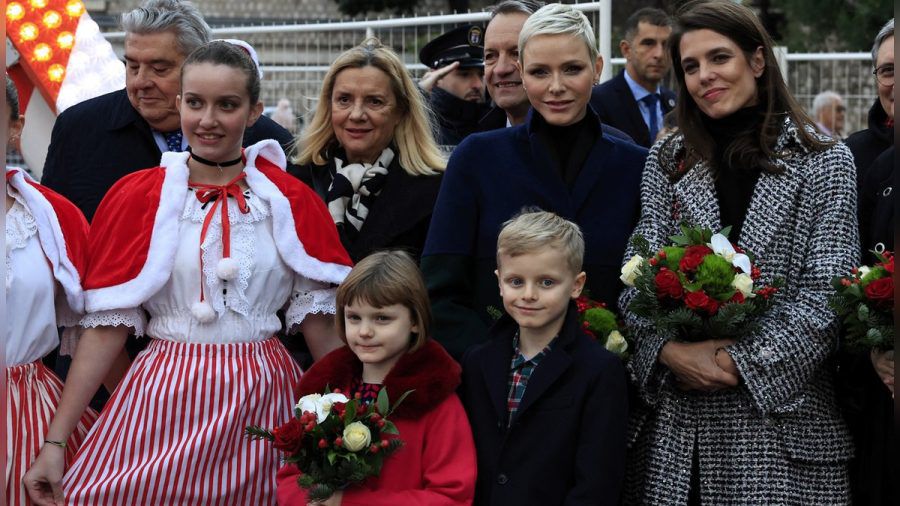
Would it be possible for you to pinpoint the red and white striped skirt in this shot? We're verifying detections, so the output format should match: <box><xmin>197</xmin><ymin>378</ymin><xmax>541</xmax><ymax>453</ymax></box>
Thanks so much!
<box><xmin>63</xmin><ymin>337</ymin><xmax>302</xmax><ymax>505</ymax></box>
<box><xmin>6</xmin><ymin>360</ymin><xmax>98</xmax><ymax>506</ymax></box>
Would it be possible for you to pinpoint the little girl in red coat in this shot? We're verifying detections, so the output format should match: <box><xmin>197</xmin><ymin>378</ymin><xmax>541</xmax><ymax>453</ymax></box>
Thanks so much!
<box><xmin>276</xmin><ymin>251</ymin><xmax>476</xmax><ymax>505</ymax></box>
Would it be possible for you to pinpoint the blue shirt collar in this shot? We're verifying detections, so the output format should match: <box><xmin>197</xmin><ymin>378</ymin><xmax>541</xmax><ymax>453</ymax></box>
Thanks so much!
<box><xmin>623</xmin><ymin>69</ymin><xmax>660</xmax><ymax>101</ymax></box>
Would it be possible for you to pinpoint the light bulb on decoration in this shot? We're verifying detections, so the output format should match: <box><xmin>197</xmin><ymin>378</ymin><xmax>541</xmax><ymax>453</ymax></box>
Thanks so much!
<box><xmin>43</xmin><ymin>11</ymin><xmax>63</xmax><ymax>29</ymax></box>
<box><xmin>65</xmin><ymin>0</ymin><xmax>85</xmax><ymax>17</ymax></box>
<box><xmin>7</xmin><ymin>2</ymin><xmax>26</xmax><ymax>21</ymax></box>
<box><xmin>19</xmin><ymin>23</ymin><xmax>40</xmax><ymax>42</ymax></box>
<box><xmin>57</xmin><ymin>32</ymin><xmax>75</xmax><ymax>49</ymax></box>
<box><xmin>48</xmin><ymin>64</ymin><xmax>66</xmax><ymax>82</ymax></box>
<box><xmin>33</xmin><ymin>44</ymin><xmax>53</xmax><ymax>62</ymax></box>
<box><xmin>30</xmin><ymin>0</ymin><xmax>48</xmax><ymax>8</ymax></box>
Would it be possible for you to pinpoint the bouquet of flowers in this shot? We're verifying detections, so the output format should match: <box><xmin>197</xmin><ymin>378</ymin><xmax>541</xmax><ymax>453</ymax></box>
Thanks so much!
<box><xmin>575</xmin><ymin>296</ymin><xmax>630</xmax><ymax>358</ymax></box>
<box><xmin>247</xmin><ymin>388</ymin><xmax>411</xmax><ymax>501</ymax></box>
<box><xmin>621</xmin><ymin>225</ymin><xmax>782</xmax><ymax>342</ymax></box>
<box><xmin>829</xmin><ymin>251</ymin><xmax>894</xmax><ymax>351</ymax></box>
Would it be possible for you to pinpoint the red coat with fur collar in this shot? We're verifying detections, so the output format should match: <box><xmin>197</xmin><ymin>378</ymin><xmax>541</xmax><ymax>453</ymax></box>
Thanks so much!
<box><xmin>276</xmin><ymin>340</ymin><xmax>476</xmax><ymax>505</ymax></box>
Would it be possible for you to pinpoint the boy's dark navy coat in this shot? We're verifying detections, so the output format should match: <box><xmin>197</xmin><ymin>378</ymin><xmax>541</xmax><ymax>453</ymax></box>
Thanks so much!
<box><xmin>461</xmin><ymin>304</ymin><xmax>628</xmax><ymax>506</ymax></box>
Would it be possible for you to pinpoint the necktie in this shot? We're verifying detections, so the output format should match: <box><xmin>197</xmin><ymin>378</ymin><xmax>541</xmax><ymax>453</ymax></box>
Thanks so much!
<box><xmin>163</xmin><ymin>130</ymin><xmax>184</xmax><ymax>152</ymax></box>
<box><xmin>641</xmin><ymin>94</ymin><xmax>660</xmax><ymax>143</ymax></box>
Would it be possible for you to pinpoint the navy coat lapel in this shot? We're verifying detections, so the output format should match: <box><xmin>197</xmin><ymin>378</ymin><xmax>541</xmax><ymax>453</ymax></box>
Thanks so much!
<box><xmin>478</xmin><ymin>328</ymin><xmax>515</xmax><ymax>425</ymax></box>
<box><xmin>508</xmin><ymin>307</ymin><xmax>578</xmax><ymax>425</ymax></box>
<box><xmin>570</xmin><ymin>135</ymin><xmax>616</xmax><ymax>213</ymax></box>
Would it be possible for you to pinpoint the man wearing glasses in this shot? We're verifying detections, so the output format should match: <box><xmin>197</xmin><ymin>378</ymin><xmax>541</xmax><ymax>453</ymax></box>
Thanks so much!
<box><xmin>846</xmin><ymin>19</ymin><xmax>893</xmax><ymax>187</ymax></box>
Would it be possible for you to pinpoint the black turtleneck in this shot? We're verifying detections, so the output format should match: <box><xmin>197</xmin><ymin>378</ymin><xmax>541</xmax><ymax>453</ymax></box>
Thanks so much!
<box><xmin>702</xmin><ymin>105</ymin><xmax>765</xmax><ymax>241</ymax></box>
<box><xmin>533</xmin><ymin>110</ymin><xmax>600</xmax><ymax>187</ymax></box>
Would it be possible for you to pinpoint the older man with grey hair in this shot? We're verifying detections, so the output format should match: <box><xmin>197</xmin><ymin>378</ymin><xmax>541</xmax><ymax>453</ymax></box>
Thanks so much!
<box><xmin>811</xmin><ymin>90</ymin><xmax>845</xmax><ymax>139</ymax></box>
<box><xmin>846</xmin><ymin>18</ymin><xmax>893</xmax><ymax>187</ymax></box>
<box><xmin>41</xmin><ymin>0</ymin><xmax>293</xmax><ymax>221</ymax></box>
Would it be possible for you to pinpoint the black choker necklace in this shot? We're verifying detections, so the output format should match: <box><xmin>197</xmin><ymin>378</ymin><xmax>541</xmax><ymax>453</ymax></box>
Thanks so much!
<box><xmin>187</xmin><ymin>147</ymin><xmax>243</xmax><ymax>169</ymax></box>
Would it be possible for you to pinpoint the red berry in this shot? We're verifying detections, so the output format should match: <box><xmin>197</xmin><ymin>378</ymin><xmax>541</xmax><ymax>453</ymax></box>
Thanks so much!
<box><xmin>370</xmin><ymin>444</ymin><xmax>380</xmax><ymax>454</ymax></box>
<box><xmin>377</xmin><ymin>420</ymin><xmax>386</xmax><ymax>428</ymax></box>
<box><xmin>333</xmin><ymin>388</ymin><xmax>342</xmax><ymax>394</ymax></box>
<box><xmin>318</xmin><ymin>438</ymin><xmax>328</xmax><ymax>449</ymax></box>
<box><xmin>658</xmin><ymin>250</ymin><xmax>667</xmax><ymax>259</ymax></box>
<box><xmin>380</xmin><ymin>439</ymin><xmax>389</xmax><ymax>448</ymax></box>
<box><xmin>370</xmin><ymin>413</ymin><xmax>381</xmax><ymax>422</ymax></box>
<box><xmin>354</xmin><ymin>392</ymin><xmax>362</xmax><ymax>400</ymax></box>
<box><xmin>334</xmin><ymin>437</ymin><xmax>343</xmax><ymax>446</ymax></box>
<box><xmin>305</xmin><ymin>422</ymin><xmax>315</xmax><ymax>432</ymax></box>
<box><xmin>649</xmin><ymin>258</ymin><xmax>658</xmax><ymax>266</ymax></box>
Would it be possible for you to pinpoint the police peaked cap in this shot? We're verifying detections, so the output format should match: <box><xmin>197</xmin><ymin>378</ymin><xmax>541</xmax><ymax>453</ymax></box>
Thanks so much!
<box><xmin>419</xmin><ymin>24</ymin><xmax>485</xmax><ymax>70</ymax></box>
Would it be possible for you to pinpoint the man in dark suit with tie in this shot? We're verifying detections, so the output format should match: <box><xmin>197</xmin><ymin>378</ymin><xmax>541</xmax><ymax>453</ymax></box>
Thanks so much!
<box><xmin>590</xmin><ymin>8</ymin><xmax>676</xmax><ymax>148</ymax></box>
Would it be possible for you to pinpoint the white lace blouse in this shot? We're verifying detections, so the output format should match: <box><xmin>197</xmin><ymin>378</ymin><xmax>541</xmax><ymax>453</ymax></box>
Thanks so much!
<box><xmin>81</xmin><ymin>187</ymin><xmax>336</xmax><ymax>344</ymax></box>
<box><xmin>6</xmin><ymin>188</ymin><xmax>79</xmax><ymax>366</ymax></box>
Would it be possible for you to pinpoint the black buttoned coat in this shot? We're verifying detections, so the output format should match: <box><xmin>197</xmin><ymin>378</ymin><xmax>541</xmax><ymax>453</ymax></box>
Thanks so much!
<box><xmin>461</xmin><ymin>307</ymin><xmax>628</xmax><ymax>506</ymax></box>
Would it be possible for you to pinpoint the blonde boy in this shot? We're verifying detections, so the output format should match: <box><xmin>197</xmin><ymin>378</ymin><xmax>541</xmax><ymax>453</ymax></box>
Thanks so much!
<box><xmin>461</xmin><ymin>209</ymin><xmax>628</xmax><ymax>506</ymax></box>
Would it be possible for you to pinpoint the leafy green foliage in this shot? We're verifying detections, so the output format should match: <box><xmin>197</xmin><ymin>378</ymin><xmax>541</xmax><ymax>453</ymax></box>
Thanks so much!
<box><xmin>829</xmin><ymin>253</ymin><xmax>894</xmax><ymax>352</ymax></box>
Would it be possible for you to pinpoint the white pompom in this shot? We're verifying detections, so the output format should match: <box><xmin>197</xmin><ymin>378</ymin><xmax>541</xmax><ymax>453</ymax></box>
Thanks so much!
<box><xmin>191</xmin><ymin>301</ymin><xmax>216</xmax><ymax>323</ymax></box>
<box><xmin>216</xmin><ymin>257</ymin><xmax>239</xmax><ymax>281</ymax></box>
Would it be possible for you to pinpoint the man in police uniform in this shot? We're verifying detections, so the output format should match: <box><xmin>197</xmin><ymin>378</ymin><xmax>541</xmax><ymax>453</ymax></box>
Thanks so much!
<box><xmin>419</xmin><ymin>24</ymin><xmax>489</xmax><ymax>148</ymax></box>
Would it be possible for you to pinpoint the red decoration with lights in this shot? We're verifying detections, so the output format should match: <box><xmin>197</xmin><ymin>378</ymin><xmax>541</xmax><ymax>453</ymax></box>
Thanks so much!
<box><xmin>6</xmin><ymin>0</ymin><xmax>86</xmax><ymax>113</ymax></box>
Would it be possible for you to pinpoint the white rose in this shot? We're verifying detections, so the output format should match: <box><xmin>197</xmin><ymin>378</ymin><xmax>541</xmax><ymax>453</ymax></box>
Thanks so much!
<box><xmin>296</xmin><ymin>393</ymin><xmax>349</xmax><ymax>423</ymax></box>
<box><xmin>620</xmin><ymin>255</ymin><xmax>644</xmax><ymax>287</ymax></box>
<box><xmin>296</xmin><ymin>394</ymin><xmax>322</xmax><ymax>417</ymax></box>
<box><xmin>605</xmin><ymin>330</ymin><xmax>628</xmax><ymax>355</ymax></box>
<box><xmin>731</xmin><ymin>273</ymin><xmax>755</xmax><ymax>298</ymax></box>
<box><xmin>319</xmin><ymin>393</ymin><xmax>349</xmax><ymax>422</ymax></box>
<box><xmin>342</xmin><ymin>422</ymin><xmax>372</xmax><ymax>452</ymax></box>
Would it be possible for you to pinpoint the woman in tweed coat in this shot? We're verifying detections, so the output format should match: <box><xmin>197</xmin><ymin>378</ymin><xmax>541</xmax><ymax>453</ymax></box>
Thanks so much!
<box><xmin>620</xmin><ymin>2</ymin><xmax>857</xmax><ymax>504</ymax></box>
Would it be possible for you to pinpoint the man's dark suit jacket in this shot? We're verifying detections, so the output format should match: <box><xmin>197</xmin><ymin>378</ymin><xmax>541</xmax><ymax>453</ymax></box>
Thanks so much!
<box><xmin>590</xmin><ymin>70</ymin><xmax>676</xmax><ymax>148</ymax></box>
<box><xmin>41</xmin><ymin>88</ymin><xmax>296</xmax><ymax>221</ymax></box>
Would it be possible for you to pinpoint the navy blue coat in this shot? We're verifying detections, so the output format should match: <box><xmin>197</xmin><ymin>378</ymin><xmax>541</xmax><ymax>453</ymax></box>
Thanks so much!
<box><xmin>41</xmin><ymin>88</ymin><xmax>296</xmax><ymax>221</ymax></box>
<box><xmin>461</xmin><ymin>305</ymin><xmax>628</xmax><ymax>506</ymax></box>
<box><xmin>590</xmin><ymin>70</ymin><xmax>676</xmax><ymax>148</ymax></box>
<box><xmin>421</xmin><ymin>108</ymin><xmax>647</xmax><ymax>360</ymax></box>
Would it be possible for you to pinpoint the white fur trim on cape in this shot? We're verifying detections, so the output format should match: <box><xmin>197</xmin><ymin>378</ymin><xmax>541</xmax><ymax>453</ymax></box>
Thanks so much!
<box><xmin>84</xmin><ymin>152</ymin><xmax>189</xmax><ymax>312</ymax></box>
<box><xmin>7</xmin><ymin>169</ymin><xmax>85</xmax><ymax>314</ymax></box>
<box><xmin>84</xmin><ymin>140</ymin><xmax>349</xmax><ymax>312</ymax></box>
<box><xmin>243</xmin><ymin>140</ymin><xmax>351</xmax><ymax>285</ymax></box>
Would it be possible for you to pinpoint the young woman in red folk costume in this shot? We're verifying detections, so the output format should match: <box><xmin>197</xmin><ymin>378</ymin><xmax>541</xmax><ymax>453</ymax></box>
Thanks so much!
<box><xmin>6</xmin><ymin>76</ymin><xmax>98</xmax><ymax>506</ymax></box>
<box><xmin>23</xmin><ymin>41</ymin><xmax>351</xmax><ymax>505</ymax></box>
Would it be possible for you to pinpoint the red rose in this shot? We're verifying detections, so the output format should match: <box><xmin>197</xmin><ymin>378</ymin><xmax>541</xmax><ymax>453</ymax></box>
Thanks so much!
<box><xmin>272</xmin><ymin>418</ymin><xmax>305</xmax><ymax>453</ymax></box>
<box><xmin>684</xmin><ymin>290</ymin><xmax>719</xmax><ymax>315</ymax></box>
<box><xmin>729</xmin><ymin>292</ymin><xmax>745</xmax><ymax>304</ymax></box>
<box><xmin>884</xmin><ymin>255</ymin><xmax>894</xmax><ymax>274</ymax></box>
<box><xmin>655</xmin><ymin>268</ymin><xmax>684</xmax><ymax>299</ymax></box>
<box><xmin>864</xmin><ymin>277</ymin><xmax>894</xmax><ymax>306</ymax></box>
<box><xmin>679</xmin><ymin>245</ymin><xmax>713</xmax><ymax>272</ymax></box>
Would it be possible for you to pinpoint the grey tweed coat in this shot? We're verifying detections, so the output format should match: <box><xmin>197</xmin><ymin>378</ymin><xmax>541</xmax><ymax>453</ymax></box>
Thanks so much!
<box><xmin>620</xmin><ymin>121</ymin><xmax>857</xmax><ymax>505</ymax></box>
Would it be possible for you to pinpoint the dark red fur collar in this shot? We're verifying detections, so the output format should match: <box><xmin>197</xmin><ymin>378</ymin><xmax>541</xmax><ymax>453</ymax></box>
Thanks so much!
<box><xmin>297</xmin><ymin>340</ymin><xmax>461</xmax><ymax>420</ymax></box>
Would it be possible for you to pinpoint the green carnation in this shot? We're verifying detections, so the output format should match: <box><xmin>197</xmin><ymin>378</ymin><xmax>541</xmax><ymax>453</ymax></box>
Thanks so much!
<box><xmin>861</xmin><ymin>266</ymin><xmax>887</xmax><ymax>285</ymax></box>
<box><xmin>661</xmin><ymin>246</ymin><xmax>685</xmax><ymax>271</ymax></box>
<box><xmin>584</xmin><ymin>307</ymin><xmax>618</xmax><ymax>337</ymax></box>
<box><xmin>696</xmin><ymin>254</ymin><xmax>735</xmax><ymax>297</ymax></box>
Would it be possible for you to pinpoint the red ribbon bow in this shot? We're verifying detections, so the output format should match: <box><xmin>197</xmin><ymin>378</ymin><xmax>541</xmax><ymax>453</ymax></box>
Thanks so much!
<box><xmin>188</xmin><ymin>172</ymin><xmax>250</xmax><ymax>302</ymax></box>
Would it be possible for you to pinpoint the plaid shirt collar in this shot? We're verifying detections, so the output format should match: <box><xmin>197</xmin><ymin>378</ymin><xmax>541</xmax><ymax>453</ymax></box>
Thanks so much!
<box><xmin>506</xmin><ymin>331</ymin><xmax>556</xmax><ymax>425</ymax></box>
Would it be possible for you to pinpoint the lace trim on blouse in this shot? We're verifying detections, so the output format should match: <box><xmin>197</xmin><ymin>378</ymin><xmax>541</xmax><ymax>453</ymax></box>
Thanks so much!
<box><xmin>6</xmin><ymin>192</ymin><xmax>38</xmax><ymax>289</ymax></box>
<box><xmin>183</xmin><ymin>188</ymin><xmax>270</xmax><ymax>318</ymax></box>
<box><xmin>80</xmin><ymin>308</ymin><xmax>148</xmax><ymax>337</ymax></box>
<box><xmin>285</xmin><ymin>287</ymin><xmax>338</xmax><ymax>333</ymax></box>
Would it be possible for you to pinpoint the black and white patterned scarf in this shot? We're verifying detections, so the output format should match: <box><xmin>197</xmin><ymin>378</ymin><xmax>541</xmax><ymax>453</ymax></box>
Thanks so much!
<box><xmin>325</xmin><ymin>147</ymin><xmax>394</xmax><ymax>240</ymax></box>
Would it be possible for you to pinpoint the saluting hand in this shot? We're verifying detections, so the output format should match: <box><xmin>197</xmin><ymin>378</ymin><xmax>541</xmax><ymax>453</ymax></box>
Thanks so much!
<box><xmin>418</xmin><ymin>61</ymin><xmax>460</xmax><ymax>94</ymax></box>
